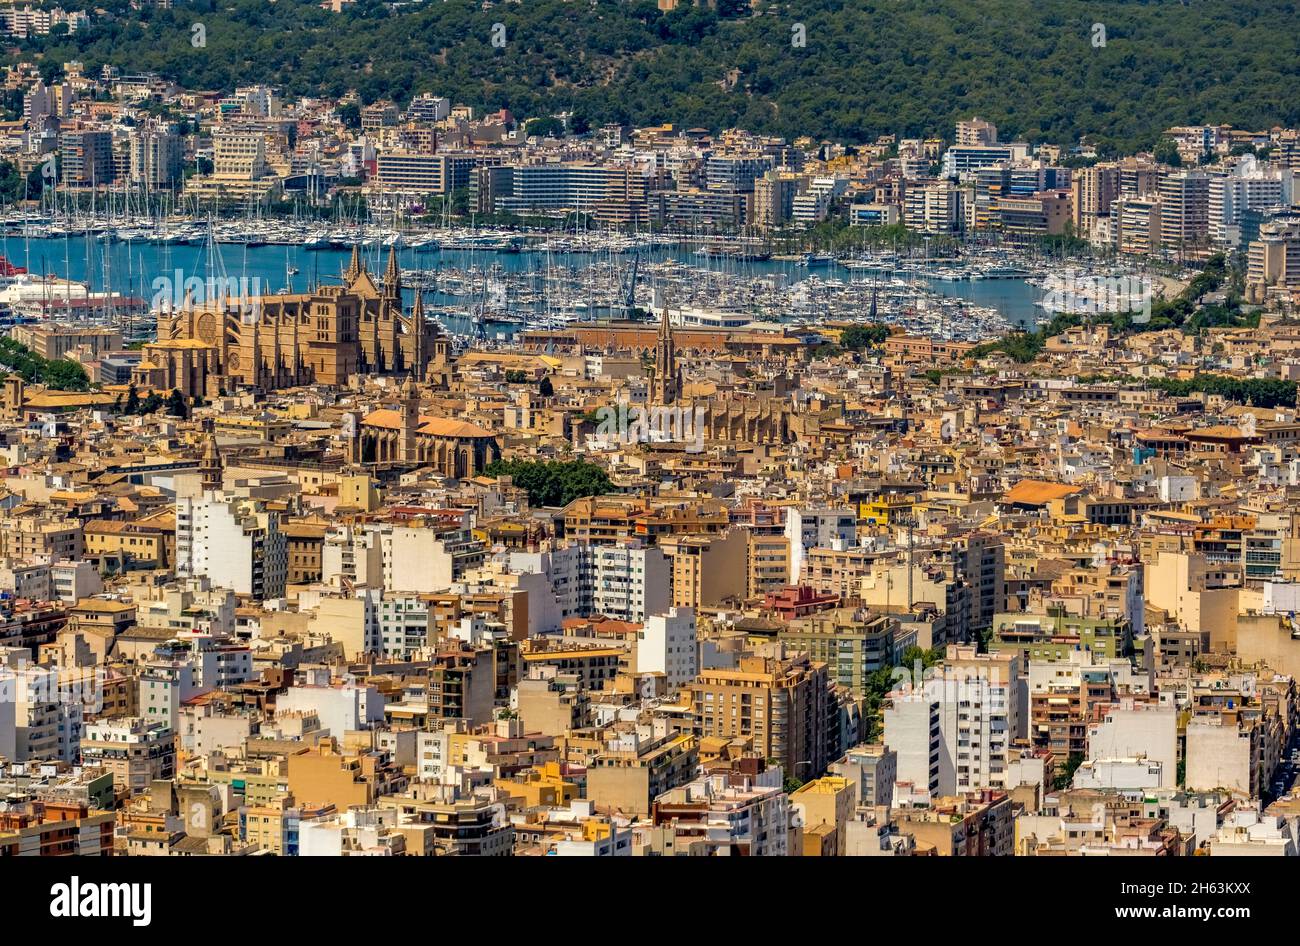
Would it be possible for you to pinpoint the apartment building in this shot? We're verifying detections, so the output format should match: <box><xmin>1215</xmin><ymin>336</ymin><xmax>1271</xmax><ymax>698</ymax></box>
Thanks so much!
<box><xmin>784</xmin><ymin>505</ymin><xmax>857</xmax><ymax>585</ymax></box>
<box><xmin>688</xmin><ymin>651</ymin><xmax>837</xmax><ymax>780</ymax></box>
<box><xmin>1208</xmin><ymin>164</ymin><xmax>1286</xmax><ymax>247</ymax></box>
<box><xmin>634</xmin><ymin>607</ymin><xmax>698</xmax><ymax>688</ymax></box>
<box><xmin>1071</xmin><ymin>163</ymin><xmax>1119</xmax><ymax>238</ymax></box>
<box><xmin>1159</xmin><ymin>171</ymin><xmax>1211</xmax><ymax>253</ymax></box>
<box><xmin>646</xmin><ymin>771</ymin><xmax>789</xmax><ymax>856</ymax></box>
<box><xmin>885</xmin><ymin>645</ymin><xmax>1023</xmax><ymax>796</ymax></box>
<box><xmin>1113</xmin><ymin>194</ymin><xmax>1163</xmax><ymax>255</ymax></box>
<box><xmin>586</xmin><ymin>731</ymin><xmax>698</xmax><ymax>817</ymax></box>
<box><xmin>1086</xmin><ymin>700</ymin><xmax>1178</xmax><ymax>788</ymax></box>
<box><xmin>660</xmin><ymin>528</ymin><xmax>748</xmax><ymax>610</ymax></box>
<box><xmin>175</xmin><ymin>494</ymin><xmax>288</xmax><ymax>599</ymax></box>
<box><xmin>777</xmin><ymin>607</ymin><xmax>896</xmax><ymax>699</ymax></box>
<box><xmin>79</xmin><ymin>717</ymin><xmax>175</xmax><ymax>795</ymax></box>
<box><xmin>1245</xmin><ymin>216</ymin><xmax>1300</xmax><ymax>304</ymax></box>
<box><xmin>59</xmin><ymin>129</ymin><xmax>113</xmax><ymax>186</ymax></box>
<box><xmin>129</xmin><ymin>124</ymin><xmax>183</xmax><ymax>189</ymax></box>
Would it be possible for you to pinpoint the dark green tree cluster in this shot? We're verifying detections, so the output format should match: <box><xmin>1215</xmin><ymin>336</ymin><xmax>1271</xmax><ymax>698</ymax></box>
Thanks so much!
<box><xmin>166</xmin><ymin>388</ymin><xmax>189</xmax><ymax>417</ymax></box>
<box><xmin>483</xmin><ymin>458</ymin><xmax>614</xmax><ymax>508</ymax></box>
<box><xmin>0</xmin><ymin>159</ymin><xmax>51</xmax><ymax>203</ymax></box>
<box><xmin>0</xmin><ymin>337</ymin><xmax>91</xmax><ymax>391</ymax></box>
<box><xmin>972</xmin><ymin>254</ymin><xmax>1251</xmax><ymax>364</ymax></box>
<box><xmin>1147</xmin><ymin>376</ymin><xmax>1297</xmax><ymax>410</ymax></box>
<box><xmin>114</xmin><ymin>384</ymin><xmax>166</xmax><ymax>415</ymax></box>
<box><xmin>839</xmin><ymin>324</ymin><xmax>891</xmax><ymax>350</ymax></box>
<box><xmin>14</xmin><ymin>0</ymin><xmax>1300</xmax><ymax>152</ymax></box>
<box><xmin>1053</xmin><ymin>753</ymin><xmax>1085</xmax><ymax>791</ymax></box>
<box><xmin>1136</xmin><ymin>255</ymin><xmax>1255</xmax><ymax>334</ymax></box>
<box><xmin>968</xmin><ymin>312</ymin><xmax>1084</xmax><ymax>363</ymax></box>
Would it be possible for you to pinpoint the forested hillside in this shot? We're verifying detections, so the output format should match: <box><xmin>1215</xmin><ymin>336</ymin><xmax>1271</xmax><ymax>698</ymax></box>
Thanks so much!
<box><xmin>16</xmin><ymin>0</ymin><xmax>1300</xmax><ymax>151</ymax></box>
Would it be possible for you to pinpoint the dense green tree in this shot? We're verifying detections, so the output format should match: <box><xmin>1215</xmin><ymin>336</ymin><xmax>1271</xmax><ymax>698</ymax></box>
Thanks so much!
<box><xmin>0</xmin><ymin>337</ymin><xmax>90</xmax><ymax>390</ymax></box>
<box><xmin>524</xmin><ymin>116</ymin><xmax>565</xmax><ymax>138</ymax></box>
<box><xmin>1147</xmin><ymin>376</ymin><xmax>1296</xmax><ymax>409</ymax></box>
<box><xmin>483</xmin><ymin>459</ymin><xmax>614</xmax><ymax>508</ymax></box>
<box><xmin>1054</xmin><ymin>753</ymin><xmax>1085</xmax><ymax>791</ymax></box>
<box><xmin>1153</xmin><ymin>137</ymin><xmax>1183</xmax><ymax>167</ymax></box>
<box><xmin>337</xmin><ymin>102</ymin><xmax>361</xmax><ymax>129</ymax></box>
<box><xmin>11</xmin><ymin>0</ymin><xmax>1299</xmax><ymax>153</ymax></box>
<box><xmin>41</xmin><ymin>359</ymin><xmax>90</xmax><ymax>392</ymax></box>
<box><xmin>166</xmin><ymin>388</ymin><xmax>188</xmax><ymax>418</ymax></box>
<box><xmin>840</xmin><ymin>324</ymin><xmax>891</xmax><ymax>350</ymax></box>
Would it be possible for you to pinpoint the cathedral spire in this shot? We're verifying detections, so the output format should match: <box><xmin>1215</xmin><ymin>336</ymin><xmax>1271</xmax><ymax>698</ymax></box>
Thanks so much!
<box><xmin>412</xmin><ymin>289</ymin><xmax>425</xmax><ymax>378</ymax></box>
<box><xmin>652</xmin><ymin>306</ymin><xmax>679</xmax><ymax>405</ymax></box>
<box><xmin>383</xmin><ymin>246</ymin><xmax>402</xmax><ymax>301</ymax></box>
<box><xmin>345</xmin><ymin>242</ymin><xmax>363</xmax><ymax>283</ymax></box>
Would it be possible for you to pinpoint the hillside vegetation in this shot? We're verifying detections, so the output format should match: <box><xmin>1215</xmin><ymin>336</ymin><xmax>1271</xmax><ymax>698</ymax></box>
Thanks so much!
<box><xmin>18</xmin><ymin>0</ymin><xmax>1300</xmax><ymax>151</ymax></box>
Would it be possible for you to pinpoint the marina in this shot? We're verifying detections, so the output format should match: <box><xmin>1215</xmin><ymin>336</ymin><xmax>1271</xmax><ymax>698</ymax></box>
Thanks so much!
<box><xmin>0</xmin><ymin>221</ymin><xmax>1062</xmax><ymax>344</ymax></box>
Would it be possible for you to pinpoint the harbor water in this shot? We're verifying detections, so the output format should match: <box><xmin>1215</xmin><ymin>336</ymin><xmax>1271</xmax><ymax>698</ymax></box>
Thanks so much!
<box><xmin>0</xmin><ymin>235</ymin><xmax>1045</xmax><ymax>335</ymax></box>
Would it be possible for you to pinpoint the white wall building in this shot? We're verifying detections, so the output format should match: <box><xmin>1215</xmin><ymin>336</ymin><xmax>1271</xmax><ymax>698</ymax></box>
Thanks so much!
<box><xmin>1086</xmin><ymin>701</ymin><xmax>1178</xmax><ymax>788</ymax></box>
<box><xmin>175</xmin><ymin>494</ymin><xmax>287</xmax><ymax>599</ymax></box>
<box><xmin>276</xmin><ymin>675</ymin><xmax>384</xmax><ymax>738</ymax></box>
<box><xmin>784</xmin><ymin>506</ymin><xmax>857</xmax><ymax>584</ymax></box>
<box><xmin>635</xmin><ymin>607</ymin><xmax>697</xmax><ymax>688</ymax></box>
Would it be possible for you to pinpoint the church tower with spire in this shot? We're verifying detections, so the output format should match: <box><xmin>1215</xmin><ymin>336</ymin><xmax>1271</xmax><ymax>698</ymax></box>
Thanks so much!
<box><xmin>398</xmin><ymin>373</ymin><xmax>420</xmax><ymax>463</ymax></box>
<box><xmin>200</xmin><ymin>432</ymin><xmax>223</xmax><ymax>494</ymax></box>
<box><xmin>651</xmin><ymin>306</ymin><xmax>680</xmax><ymax>405</ymax></box>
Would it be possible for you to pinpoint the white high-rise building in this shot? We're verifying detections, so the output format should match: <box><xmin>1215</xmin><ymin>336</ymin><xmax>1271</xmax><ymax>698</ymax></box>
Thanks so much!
<box><xmin>591</xmin><ymin>543</ymin><xmax>669</xmax><ymax>623</ymax></box>
<box><xmin>784</xmin><ymin>506</ymin><xmax>857</xmax><ymax>584</ymax></box>
<box><xmin>883</xmin><ymin>692</ymin><xmax>945</xmax><ymax>795</ymax></box>
<box><xmin>636</xmin><ymin>607</ymin><xmax>697</xmax><ymax>687</ymax></box>
<box><xmin>175</xmin><ymin>494</ymin><xmax>287</xmax><ymax>599</ymax></box>
<box><xmin>884</xmin><ymin>645</ymin><xmax>1024</xmax><ymax>796</ymax></box>
<box><xmin>509</xmin><ymin>541</ymin><xmax>670</xmax><ymax>625</ymax></box>
<box><xmin>1208</xmin><ymin>160</ymin><xmax>1286</xmax><ymax>247</ymax></box>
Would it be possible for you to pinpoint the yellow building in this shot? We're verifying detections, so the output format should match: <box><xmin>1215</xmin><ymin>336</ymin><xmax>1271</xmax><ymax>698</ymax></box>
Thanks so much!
<box><xmin>858</xmin><ymin>493</ymin><xmax>915</xmax><ymax>525</ymax></box>
<box><xmin>661</xmin><ymin>528</ymin><xmax>748</xmax><ymax>610</ymax></box>
<box><xmin>84</xmin><ymin>519</ymin><xmax>172</xmax><ymax>568</ymax></box>
<box><xmin>586</xmin><ymin>732</ymin><xmax>698</xmax><ymax>818</ymax></box>
<box><xmin>496</xmin><ymin>762</ymin><xmax>579</xmax><ymax>809</ymax></box>
<box><xmin>790</xmin><ymin>776</ymin><xmax>855</xmax><ymax>856</ymax></box>
<box><xmin>285</xmin><ymin>741</ymin><xmax>380</xmax><ymax>810</ymax></box>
